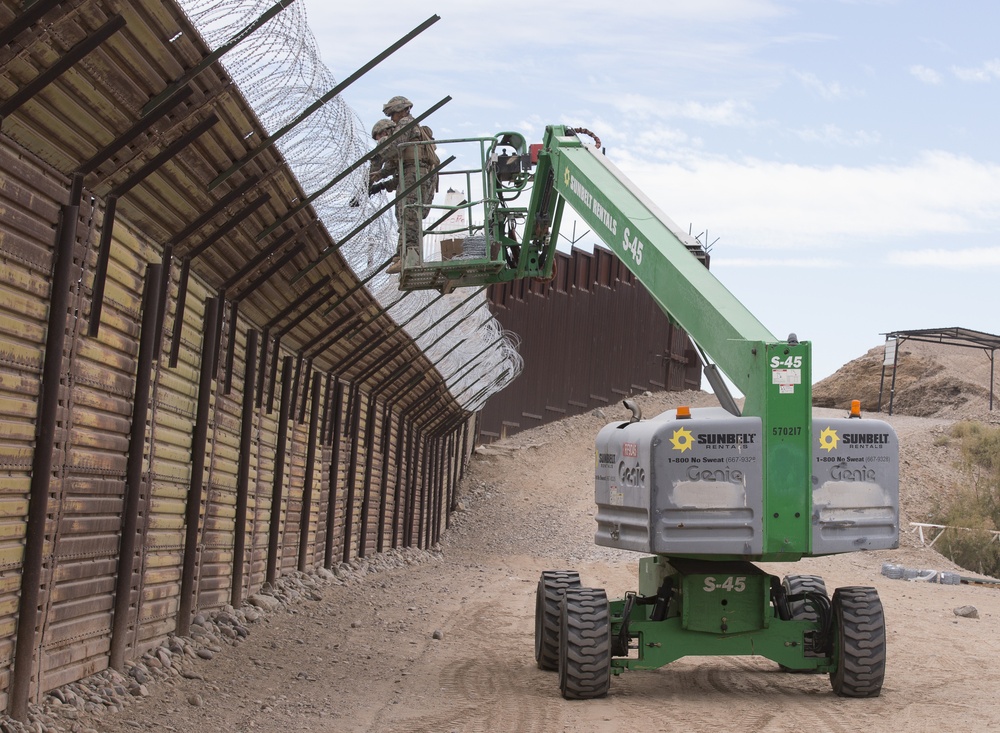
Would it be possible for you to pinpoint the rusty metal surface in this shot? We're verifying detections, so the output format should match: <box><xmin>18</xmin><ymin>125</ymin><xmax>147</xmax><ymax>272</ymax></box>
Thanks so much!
<box><xmin>0</xmin><ymin>0</ymin><xmax>472</xmax><ymax>710</ymax></box>
<box><xmin>480</xmin><ymin>246</ymin><xmax>702</xmax><ymax>441</ymax></box>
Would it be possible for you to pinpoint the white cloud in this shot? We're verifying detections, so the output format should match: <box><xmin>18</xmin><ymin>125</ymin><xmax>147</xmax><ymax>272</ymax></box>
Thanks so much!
<box><xmin>909</xmin><ymin>64</ymin><xmax>942</xmax><ymax>85</ymax></box>
<box><xmin>951</xmin><ymin>59</ymin><xmax>1000</xmax><ymax>82</ymax></box>
<box><xmin>713</xmin><ymin>257</ymin><xmax>846</xmax><ymax>268</ymax></box>
<box><xmin>610</xmin><ymin>95</ymin><xmax>754</xmax><ymax>127</ymax></box>
<box><xmin>610</xmin><ymin>149</ymin><xmax>1000</xmax><ymax>256</ymax></box>
<box><xmin>792</xmin><ymin>71</ymin><xmax>849</xmax><ymax>100</ymax></box>
<box><xmin>794</xmin><ymin>124</ymin><xmax>880</xmax><ymax>147</ymax></box>
<box><xmin>886</xmin><ymin>247</ymin><xmax>1000</xmax><ymax>268</ymax></box>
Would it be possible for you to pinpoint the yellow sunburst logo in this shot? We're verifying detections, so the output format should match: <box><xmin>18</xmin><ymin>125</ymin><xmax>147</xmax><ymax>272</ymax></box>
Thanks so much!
<box><xmin>819</xmin><ymin>427</ymin><xmax>839</xmax><ymax>452</ymax></box>
<box><xmin>670</xmin><ymin>427</ymin><xmax>694</xmax><ymax>453</ymax></box>
<box><xmin>564</xmin><ymin>166</ymin><xmax>571</xmax><ymax>186</ymax></box>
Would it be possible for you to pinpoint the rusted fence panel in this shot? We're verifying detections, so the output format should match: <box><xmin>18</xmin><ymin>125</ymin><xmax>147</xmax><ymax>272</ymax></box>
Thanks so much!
<box><xmin>481</xmin><ymin>246</ymin><xmax>702</xmax><ymax>441</ymax></box>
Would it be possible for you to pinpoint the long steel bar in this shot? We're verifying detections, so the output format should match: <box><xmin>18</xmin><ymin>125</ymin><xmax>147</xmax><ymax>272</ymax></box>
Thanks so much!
<box><xmin>255</xmin><ymin>98</ymin><xmax>450</xmax><ymax>241</ymax></box>
<box><xmin>342</xmin><ymin>385</ymin><xmax>364</xmax><ymax>562</ymax></box>
<box><xmin>232</xmin><ymin>329</ymin><xmax>259</xmax><ymax>606</ymax></box>
<box><xmin>0</xmin><ymin>14</ymin><xmax>126</xmax><ymax>125</ymax></box>
<box><xmin>177</xmin><ymin>296</ymin><xmax>221</xmax><ymax>637</ymax></box>
<box><xmin>9</xmin><ymin>180</ymin><xmax>81</xmax><ymax>720</ymax></box>
<box><xmin>266</xmin><ymin>356</ymin><xmax>295</xmax><ymax>584</ymax></box>
<box><xmin>209</xmin><ymin>15</ymin><xmax>440</xmax><ymax>191</ymax></box>
<box><xmin>110</xmin><ymin>263</ymin><xmax>163</xmax><ymax>671</ymax></box>
<box><xmin>292</xmin><ymin>156</ymin><xmax>453</xmax><ymax>283</ymax></box>
<box><xmin>91</xmin><ymin>114</ymin><xmax>220</xmax><ymax>336</ymax></box>
<box><xmin>168</xmin><ymin>257</ymin><xmax>191</xmax><ymax>368</ymax></box>
<box><xmin>0</xmin><ymin>0</ymin><xmax>62</xmax><ymax>49</ymax></box>
<box><xmin>234</xmin><ymin>242</ymin><xmax>305</xmax><ymax>301</ymax></box>
<box><xmin>221</xmin><ymin>228</ymin><xmax>296</xmax><ymax>291</ymax></box>
<box><xmin>324</xmin><ymin>378</ymin><xmax>345</xmax><ymax>566</ymax></box>
<box><xmin>299</xmin><ymin>371</ymin><xmax>322</xmax><ymax>571</ymax></box>
<box><xmin>77</xmin><ymin>86</ymin><xmax>194</xmax><ymax>176</ymax></box>
<box><xmin>143</xmin><ymin>0</ymin><xmax>301</xmax><ymax>116</ymax></box>
<box><xmin>184</xmin><ymin>193</ymin><xmax>271</xmax><ymax>261</ymax></box>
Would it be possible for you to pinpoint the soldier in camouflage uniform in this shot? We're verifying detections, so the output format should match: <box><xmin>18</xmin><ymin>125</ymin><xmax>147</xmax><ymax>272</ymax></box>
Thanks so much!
<box><xmin>370</xmin><ymin>96</ymin><xmax>439</xmax><ymax>274</ymax></box>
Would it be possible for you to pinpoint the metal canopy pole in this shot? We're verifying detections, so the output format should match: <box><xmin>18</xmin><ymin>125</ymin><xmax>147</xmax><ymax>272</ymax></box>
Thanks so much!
<box><xmin>232</xmin><ymin>329</ymin><xmax>259</xmax><ymax>606</ymax></box>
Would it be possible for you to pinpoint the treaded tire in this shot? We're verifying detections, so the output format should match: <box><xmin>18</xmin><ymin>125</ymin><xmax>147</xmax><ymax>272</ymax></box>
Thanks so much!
<box><xmin>534</xmin><ymin>570</ymin><xmax>581</xmax><ymax>670</ymax></box>
<box><xmin>780</xmin><ymin>574</ymin><xmax>829</xmax><ymax>672</ymax></box>
<box><xmin>830</xmin><ymin>586</ymin><xmax>886</xmax><ymax>698</ymax></box>
<box><xmin>558</xmin><ymin>587</ymin><xmax>611</xmax><ymax>699</ymax></box>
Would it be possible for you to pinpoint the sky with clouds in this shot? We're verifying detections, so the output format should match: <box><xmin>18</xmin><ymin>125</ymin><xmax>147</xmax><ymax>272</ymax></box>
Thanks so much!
<box><xmin>301</xmin><ymin>0</ymin><xmax>1000</xmax><ymax>391</ymax></box>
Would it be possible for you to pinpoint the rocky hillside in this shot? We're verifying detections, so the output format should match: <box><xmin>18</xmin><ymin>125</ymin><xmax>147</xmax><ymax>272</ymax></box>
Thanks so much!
<box><xmin>814</xmin><ymin>338</ymin><xmax>998</xmax><ymax>423</ymax></box>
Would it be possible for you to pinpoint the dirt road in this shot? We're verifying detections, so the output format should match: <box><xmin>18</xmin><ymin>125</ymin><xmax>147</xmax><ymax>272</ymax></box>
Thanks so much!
<box><xmin>92</xmin><ymin>392</ymin><xmax>999</xmax><ymax>733</ymax></box>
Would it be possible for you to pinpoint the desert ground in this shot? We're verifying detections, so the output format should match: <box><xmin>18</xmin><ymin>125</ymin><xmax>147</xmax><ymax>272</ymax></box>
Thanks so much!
<box><xmin>17</xmin><ymin>339</ymin><xmax>1000</xmax><ymax>733</ymax></box>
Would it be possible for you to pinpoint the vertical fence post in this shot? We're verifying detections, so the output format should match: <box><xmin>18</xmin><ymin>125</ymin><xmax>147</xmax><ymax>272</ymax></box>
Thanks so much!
<box><xmin>232</xmin><ymin>329</ymin><xmax>259</xmax><ymax>606</ymax></box>
<box><xmin>10</xmin><ymin>183</ymin><xmax>81</xmax><ymax>720</ymax></box>
<box><xmin>266</xmin><ymin>356</ymin><xmax>295</xmax><ymax>584</ymax></box>
<box><xmin>298</xmin><ymin>371</ymin><xmax>322</xmax><ymax>571</ymax></box>
<box><xmin>178</xmin><ymin>297</ymin><xmax>221</xmax><ymax>637</ymax></box>
<box><xmin>110</xmin><ymin>263</ymin><xmax>163</xmax><ymax>670</ymax></box>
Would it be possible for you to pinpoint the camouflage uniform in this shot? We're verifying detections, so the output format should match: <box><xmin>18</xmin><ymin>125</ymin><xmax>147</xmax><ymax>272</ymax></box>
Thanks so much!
<box><xmin>376</xmin><ymin>97</ymin><xmax>439</xmax><ymax>270</ymax></box>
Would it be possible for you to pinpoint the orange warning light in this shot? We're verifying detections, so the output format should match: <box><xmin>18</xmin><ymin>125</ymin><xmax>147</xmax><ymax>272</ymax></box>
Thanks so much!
<box><xmin>676</xmin><ymin>406</ymin><xmax>691</xmax><ymax>419</ymax></box>
<box><xmin>849</xmin><ymin>399</ymin><xmax>861</xmax><ymax>418</ymax></box>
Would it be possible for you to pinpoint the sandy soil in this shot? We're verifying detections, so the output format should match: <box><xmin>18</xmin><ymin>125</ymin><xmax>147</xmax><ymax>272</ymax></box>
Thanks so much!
<box><xmin>78</xmin><ymin>387</ymin><xmax>1000</xmax><ymax>733</ymax></box>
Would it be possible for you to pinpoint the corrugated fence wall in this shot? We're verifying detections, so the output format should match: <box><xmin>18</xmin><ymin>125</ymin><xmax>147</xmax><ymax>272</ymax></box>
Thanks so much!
<box><xmin>0</xmin><ymin>0</ymin><xmax>474</xmax><ymax>716</ymax></box>
<box><xmin>481</xmin><ymin>246</ymin><xmax>703</xmax><ymax>440</ymax></box>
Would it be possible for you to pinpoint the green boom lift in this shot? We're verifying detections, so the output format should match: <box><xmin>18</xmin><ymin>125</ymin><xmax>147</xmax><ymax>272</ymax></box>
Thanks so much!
<box><xmin>392</xmin><ymin>126</ymin><xmax>898</xmax><ymax>698</ymax></box>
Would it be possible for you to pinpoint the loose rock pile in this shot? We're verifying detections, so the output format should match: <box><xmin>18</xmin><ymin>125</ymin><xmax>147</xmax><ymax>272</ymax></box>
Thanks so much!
<box><xmin>0</xmin><ymin>547</ymin><xmax>440</xmax><ymax>733</ymax></box>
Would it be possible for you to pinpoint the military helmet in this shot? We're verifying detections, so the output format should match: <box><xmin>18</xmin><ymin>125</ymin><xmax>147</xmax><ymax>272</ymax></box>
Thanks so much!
<box><xmin>371</xmin><ymin>119</ymin><xmax>394</xmax><ymax>139</ymax></box>
<box><xmin>383</xmin><ymin>95</ymin><xmax>413</xmax><ymax>116</ymax></box>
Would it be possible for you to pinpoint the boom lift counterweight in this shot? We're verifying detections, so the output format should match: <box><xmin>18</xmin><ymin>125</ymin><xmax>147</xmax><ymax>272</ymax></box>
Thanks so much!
<box><xmin>394</xmin><ymin>126</ymin><xmax>898</xmax><ymax>699</ymax></box>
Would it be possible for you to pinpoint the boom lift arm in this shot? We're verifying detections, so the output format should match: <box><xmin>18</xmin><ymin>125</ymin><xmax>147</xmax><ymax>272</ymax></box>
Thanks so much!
<box><xmin>394</xmin><ymin>125</ymin><xmax>897</xmax><ymax>698</ymax></box>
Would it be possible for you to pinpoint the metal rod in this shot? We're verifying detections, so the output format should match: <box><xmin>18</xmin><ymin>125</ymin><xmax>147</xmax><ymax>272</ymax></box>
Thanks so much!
<box><xmin>77</xmin><ymin>86</ymin><xmax>194</xmax><ymax>176</ymax></box>
<box><xmin>256</xmin><ymin>327</ymin><xmax>270</xmax><ymax>409</ymax></box>
<box><xmin>87</xmin><ymin>194</ymin><xmax>117</xmax><ymax>337</ymax></box>
<box><xmin>110</xmin><ymin>263</ymin><xmax>163</xmax><ymax>670</ymax></box>
<box><xmin>223</xmin><ymin>299</ymin><xmax>239</xmax><ymax>395</ymax></box>
<box><xmin>9</xmin><ymin>188</ymin><xmax>80</xmax><ymax>720</ymax></box>
<box><xmin>289</xmin><ymin>355</ymin><xmax>303</xmax><ymax>423</ymax></box>
<box><xmin>221</xmin><ymin>227</ymin><xmax>296</xmax><ymax>292</ymax></box>
<box><xmin>178</xmin><ymin>296</ymin><xmax>222</xmax><ymax>637</ymax></box>
<box><xmin>266</xmin><ymin>336</ymin><xmax>280</xmax><ymax>414</ymax></box>
<box><xmin>299</xmin><ymin>371</ymin><xmax>322</xmax><ymax>571</ymax></box>
<box><xmin>232</xmin><ymin>329</ymin><xmax>259</xmax><ymax>607</ymax></box>
<box><xmin>142</xmin><ymin>0</ymin><xmax>301</xmax><ymax>117</ymax></box>
<box><xmin>235</xmin><ymin>242</ymin><xmax>305</xmax><ymax>301</ymax></box>
<box><xmin>153</xmin><ymin>244</ymin><xmax>173</xmax><ymax>362</ymax></box>
<box><xmin>320</xmin><ymin>372</ymin><xmax>333</xmax><ymax>445</ymax></box>
<box><xmin>292</xmin><ymin>155</ymin><xmax>454</xmax><ymax>283</ymax></box>
<box><xmin>264</xmin><ymin>273</ymin><xmax>331</xmax><ymax>330</ymax></box>
<box><xmin>183</xmin><ymin>193</ymin><xmax>271</xmax><ymax>261</ymax></box>
<box><xmin>167</xmin><ymin>174</ymin><xmax>261</xmax><ymax>247</ymax></box>
<box><xmin>209</xmin><ymin>15</ymin><xmax>441</xmax><ymax>191</ymax></box>
<box><xmin>357</xmin><ymin>394</ymin><xmax>379</xmax><ymax>558</ymax></box>
<box><xmin>266</xmin><ymin>356</ymin><xmax>295</xmax><ymax>584</ymax></box>
<box><xmin>324</xmin><ymin>378</ymin><xmax>345</xmax><ymax>566</ymax></box>
<box><xmin>255</xmin><ymin>98</ymin><xmax>450</xmax><ymax>241</ymax></box>
<box><xmin>0</xmin><ymin>14</ymin><xmax>126</xmax><ymax>124</ymax></box>
<box><xmin>168</xmin><ymin>257</ymin><xmax>191</xmax><ymax>368</ymax></box>
<box><xmin>0</xmin><ymin>0</ymin><xmax>63</xmax><ymax>49</ymax></box>
<box><xmin>110</xmin><ymin>114</ymin><xmax>220</xmax><ymax>197</ymax></box>
<box><xmin>342</xmin><ymin>385</ymin><xmax>363</xmax><ymax>563</ymax></box>
<box><xmin>298</xmin><ymin>359</ymin><xmax>313</xmax><ymax>423</ymax></box>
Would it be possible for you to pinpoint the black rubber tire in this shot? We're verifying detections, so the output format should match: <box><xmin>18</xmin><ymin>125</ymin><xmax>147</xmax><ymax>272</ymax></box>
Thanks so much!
<box><xmin>829</xmin><ymin>586</ymin><xmax>887</xmax><ymax>698</ymax></box>
<box><xmin>558</xmin><ymin>587</ymin><xmax>612</xmax><ymax>700</ymax></box>
<box><xmin>534</xmin><ymin>570</ymin><xmax>581</xmax><ymax>670</ymax></box>
<box><xmin>779</xmin><ymin>574</ymin><xmax>829</xmax><ymax>672</ymax></box>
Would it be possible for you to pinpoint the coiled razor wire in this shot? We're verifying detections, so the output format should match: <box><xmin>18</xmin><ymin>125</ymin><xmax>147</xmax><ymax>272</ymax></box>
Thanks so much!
<box><xmin>175</xmin><ymin>0</ymin><xmax>521</xmax><ymax>410</ymax></box>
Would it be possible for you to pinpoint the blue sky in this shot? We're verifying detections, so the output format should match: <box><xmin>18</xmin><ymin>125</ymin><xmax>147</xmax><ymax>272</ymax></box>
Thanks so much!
<box><xmin>301</xmin><ymin>0</ymin><xmax>1000</xmax><ymax>390</ymax></box>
